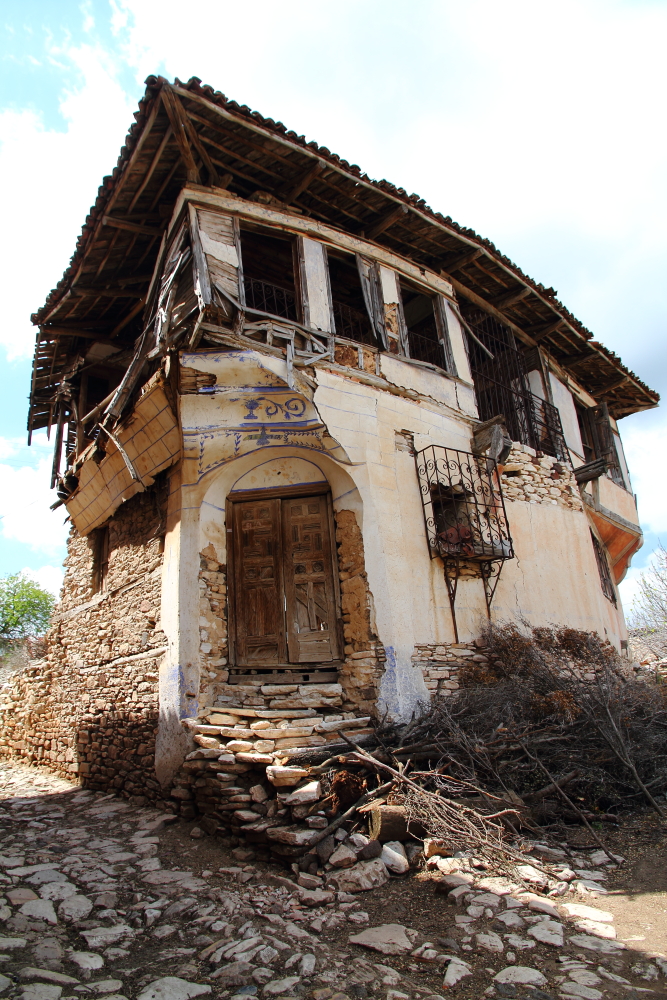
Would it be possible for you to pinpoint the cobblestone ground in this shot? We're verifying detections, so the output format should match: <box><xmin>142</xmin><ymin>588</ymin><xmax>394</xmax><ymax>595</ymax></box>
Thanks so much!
<box><xmin>0</xmin><ymin>761</ymin><xmax>664</xmax><ymax>1000</ymax></box>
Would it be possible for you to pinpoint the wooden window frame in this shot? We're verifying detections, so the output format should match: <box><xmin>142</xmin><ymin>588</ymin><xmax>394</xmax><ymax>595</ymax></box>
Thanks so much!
<box><xmin>226</xmin><ymin>483</ymin><xmax>343</xmax><ymax>669</ymax></box>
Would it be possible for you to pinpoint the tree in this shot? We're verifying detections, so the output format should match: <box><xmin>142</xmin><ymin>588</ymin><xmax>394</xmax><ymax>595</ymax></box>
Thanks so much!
<box><xmin>0</xmin><ymin>574</ymin><xmax>55</xmax><ymax>650</ymax></box>
<box><xmin>627</xmin><ymin>545</ymin><xmax>667</xmax><ymax>659</ymax></box>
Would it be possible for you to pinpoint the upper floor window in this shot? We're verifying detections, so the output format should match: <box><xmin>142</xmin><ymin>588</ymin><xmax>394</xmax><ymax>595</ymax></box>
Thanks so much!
<box><xmin>591</xmin><ymin>531</ymin><xmax>617</xmax><ymax>605</ymax></box>
<box><xmin>327</xmin><ymin>250</ymin><xmax>376</xmax><ymax>346</ymax></box>
<box><xmin>240</xmin><ymin>227</ymin><xmax>298</xmax><ymax>322</ymax></box>
<box><xmin>575</xmin><ymin>402</ymin><xmax>626</xmax><ymax>489</ymax></box>
<box><xmin>400</xmin><ymin>279</ymin><xmax>457</xmax><ymax>375</ymax></box>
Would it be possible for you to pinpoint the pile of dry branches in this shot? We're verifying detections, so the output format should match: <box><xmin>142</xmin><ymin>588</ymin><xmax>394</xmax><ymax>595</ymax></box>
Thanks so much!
<box><xmin>293</xmin><ymin>625</ymin><xmax>667</xmax><ymax>863</ymax></box>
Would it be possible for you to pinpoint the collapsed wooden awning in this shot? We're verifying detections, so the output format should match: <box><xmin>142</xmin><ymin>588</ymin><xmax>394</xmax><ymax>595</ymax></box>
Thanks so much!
<box><xmin>28</xmin><ymin>75</ymin><xmax>658</xmax><ymax>438</ymax></box>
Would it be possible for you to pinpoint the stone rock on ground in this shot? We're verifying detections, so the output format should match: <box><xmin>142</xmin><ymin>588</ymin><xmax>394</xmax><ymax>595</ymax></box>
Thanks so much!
<box><xmin>443</xmin><ymin>958</ymin><xmax>472</xmax><ymax>987</ymax></box>
<box><xmin>380</xmin><ymin>841</ymin><xmax>409</xmax><ymax>875</ymax></box>
<box><xmin>527</xmin><ymin>919</ymin><xmax>564</xmax><ymax>946</ymax></box>
<box><xmin>348</xmin><ymin>923</ymin><xmax>418</xmax><ymax>955</ymax></box>
<box><xmin>137</xmin><ymin>979</ymin><xmax>212</xmax><ymax>1000</ymax></box>
<box><xmin>326</xmin><ymin>858</ymin><xmax>389</xmax><ymax>892</ymax></box>
<box><xmin>494</xmin><ymin>966</ymin><xmax>548</xmax><ymax>985</ymax></box>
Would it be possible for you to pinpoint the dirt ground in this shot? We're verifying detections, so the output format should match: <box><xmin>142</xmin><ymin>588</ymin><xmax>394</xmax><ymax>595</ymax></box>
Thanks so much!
<box><xmin>0</xmin><ymin>759</ymin><xmax>665</xmax><ymax>1000</ymax></box>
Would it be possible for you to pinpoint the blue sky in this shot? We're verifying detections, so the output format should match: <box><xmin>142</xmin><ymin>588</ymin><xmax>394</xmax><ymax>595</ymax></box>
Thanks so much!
<box><xmin>1</xmin><ymin>0</ymin><xmax>665</xmax><ymax>605</ymax></box>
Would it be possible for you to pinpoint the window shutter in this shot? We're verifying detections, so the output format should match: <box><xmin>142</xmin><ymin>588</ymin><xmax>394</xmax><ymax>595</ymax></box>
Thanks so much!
<box><xmin>297</xmin><ymin>237</ymin><xmax>334</xmax><ymax>333</ymax></box>
<box><xmin>434</xmin><ymin>297</ymin><xmax>458</xmax><ymax>376</ymax></box>
<box><xmin>356</xmin><ymin>255</ymin><xmax>388</xmax><ymax>349</ymax></box>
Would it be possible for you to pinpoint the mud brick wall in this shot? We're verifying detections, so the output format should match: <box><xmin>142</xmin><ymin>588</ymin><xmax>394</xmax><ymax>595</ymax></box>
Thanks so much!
<box><xmin>500</xmin><ymin>445</ymin><xmax>583</xmax><ymax>510</ymax></box>
<box><xmin>197</xmin><ymin>546</ymin><xmax>230</xmax><ymax>710</ymax></box>
<box><xmin>0</xmin><ymin>480</ymin><xmax>167</xmax><ymax>804</ymax></box>
<box><xmin>334</xmin><ymin>509</ymin><xmax>386</xmax><ymax>716</ymax></box>
<box><xmin>414</xmin><ymin>640</ymin><xmax>491</xmax><ymax>699</ymax></box>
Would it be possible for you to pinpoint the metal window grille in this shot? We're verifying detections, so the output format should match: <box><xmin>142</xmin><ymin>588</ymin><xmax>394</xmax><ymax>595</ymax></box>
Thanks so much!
<box><xmin>415</xmin><ymin>445</ymin><xmax>514</xmax><ymax>639</ymax></box>
<box><xmin>463</xmin><ymin>310</ymin><xmax>569</xmax><ymax>462</ymax></box>
<box><xmin>332</xmin><ymin>299</ymin><xmax>376</xmax><ymax>346</ymax></box>
<box><xmin>244</xmin><ymin>276</ymin><xmax>297</xmax><ymax>321</ymax></box>
<box><xmin>591</xmin><ymin>532</ymin><xmax>617</xmax><ymax>605</ymax></box>
<box><xmin>408</xmin><ymin>328</ymin><xmax>447</xmax><ymax>369</ymax></box>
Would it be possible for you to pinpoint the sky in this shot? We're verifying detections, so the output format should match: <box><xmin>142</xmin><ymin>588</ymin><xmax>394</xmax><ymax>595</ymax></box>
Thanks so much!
<box><xmin>0</xmin><ymin>0</ymin><xmax>664</xmax><ymax>607</ymax></box>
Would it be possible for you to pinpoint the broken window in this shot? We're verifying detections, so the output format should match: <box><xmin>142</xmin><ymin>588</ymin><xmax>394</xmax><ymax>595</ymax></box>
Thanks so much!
<box><xmin>400</xmin><ymin>280</ymin><xmax>456</xmax><ymax>374</ymax></box>
<box><xmin>591</xmin><ymin>531</ymin><xmax>617</xmax><ymax>605</ymax></box>
<box><xmin>575</xmin><ymin>402</ymin><xmax>626</xmax><ymax>488</ymax></box>
<box><xmin>92</xmin><ymin>526</ymin><xmax>110</xmax><ymax>595</ymax></box>
<box><xmin>327</xmin><ymin>250</ymin><xmax>376</xmax><ymax>346</ymax></box>
<box><xmin>239</xmin><ymin>227</ymin><xmax>298</xmax><ymax>321</ymax></box>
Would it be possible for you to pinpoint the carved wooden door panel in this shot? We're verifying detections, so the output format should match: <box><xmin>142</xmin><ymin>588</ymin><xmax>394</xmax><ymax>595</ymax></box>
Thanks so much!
<box><xmin>232</xmin><ymin>498</ymin><xmax>287</xmax><ymax>666</ymax></box>
<box><xmin>282</xmin><ymin>494</ymin><xmax>339</xmax><ymax>663</ymax></box>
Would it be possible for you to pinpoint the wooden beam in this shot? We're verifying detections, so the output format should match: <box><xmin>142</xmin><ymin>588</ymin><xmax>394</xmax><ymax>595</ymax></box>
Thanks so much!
<box><xmin>285</xmin><ymin>160</ymin><xmax>325</xmax><ymax>205</ymax></box>
<box><xmin>440</xmin><ymin>248</ymin><xmax>483</xmax><ymax>273</ymax></box>
<box><xmin>531</xmin><ymin>318</ymin><xmax>566</xmax><ymax>341</ymax></box>
<box><xmin>110</xmin><ymin>297</ymin><xmax>146</xmax><ymax>339</ymax></box>
<box><xmin>71</xmin><ymin>286</ymin><xmax>144</xmax><ymax>299</ymax></box>
<box><xmin>40</xmin><ymin>326</ymin><xmax>117</xmax><ymax>344</ymax></box>
<box><xmin>365</xmin><ymin>203</ymin><xmax>409</xmax><ymax>240</ymax></box>
<box><xmin>128</xmin><ymin>126</ymin><xmax>173</xmax><ymax>212</ymax></box>
<box><xmin>448</xmin><ymin>275</ymin><xmax>536</xmax><ymax>347</ymax></box>
<box><xmin>492</xmin><ymin>286</ymin><xmax>532</xmax><ymax>310</ymax></box>
<box><xmin>102</xmin><ymin>216</ymin><xmax>163</xmax><ymax>237</ymax></box>
<box><xmin>596</xmin><ymin>374</ymin><xmax>631</xmax><ymax>395</ymax></box>
<box><xmin>161</xmin><ymin>85</ymin><xmax>201</xmax><ymax>184</ymax></box>
<box><xmin>562</xmin><ymin>350</ymin><xmax>597</xmax><ymax>366</ymax></box>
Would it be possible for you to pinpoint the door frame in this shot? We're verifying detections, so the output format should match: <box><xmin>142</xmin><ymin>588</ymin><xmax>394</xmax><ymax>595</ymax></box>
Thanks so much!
<box><xmin>226</xmin><ymin>483</ymin><xmax>343</xmax><ymax>669</ymax></box>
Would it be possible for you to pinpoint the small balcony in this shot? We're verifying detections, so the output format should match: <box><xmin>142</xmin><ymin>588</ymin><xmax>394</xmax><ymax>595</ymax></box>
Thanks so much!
<box><xmin>415</xmin><ymin>446</ymin><xmax>514</xmax><ymax>564</ymax></box>
<box><xmin>244</xmin><ymin>276</ymin><xmax>297</xmax><ymax>322</ymax></box>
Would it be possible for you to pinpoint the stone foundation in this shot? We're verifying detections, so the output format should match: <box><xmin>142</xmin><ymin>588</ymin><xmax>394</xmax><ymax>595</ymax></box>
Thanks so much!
<box><xmin>413</xmin><ymin>640</ymin><xmax>491</xmax><ymax>699</ymax></box>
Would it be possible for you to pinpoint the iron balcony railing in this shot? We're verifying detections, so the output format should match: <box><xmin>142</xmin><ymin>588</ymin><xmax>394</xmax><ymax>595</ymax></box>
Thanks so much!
<box><xmin>407</xmin><ymin>329</ymin><xmax>448</xmax><ymax>369</ymax></box>
<box><xmin>416</xmin><ymin>446</ymin><xmax>514</xmax><ymax>564</ymax></box>
<box><xmin>332</xmin><ymin>299</ymin><xmax>376</xmax><ymax>346</ymax></box>
<box><xmin>473</xmin><ymin>378</ymin><xmax>569</xmax><ymax>463</ymax></box>
<box><xmin>244</xmin><ymin>276</ymin><xmax>297</xmax><ymax>322</ymax></box>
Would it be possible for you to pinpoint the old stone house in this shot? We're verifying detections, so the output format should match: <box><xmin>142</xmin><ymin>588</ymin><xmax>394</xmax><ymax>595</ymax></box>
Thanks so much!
<box><xmin>2</xmin><ymin>76</ymin><xmax>657</xmax><ymax>809</ymax></box>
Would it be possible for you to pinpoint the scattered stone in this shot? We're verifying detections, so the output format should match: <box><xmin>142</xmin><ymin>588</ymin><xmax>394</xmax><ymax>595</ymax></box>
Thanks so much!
<box><xmin>20</xmin><ymin>985</ymin><xmax>62</xmax><ymax>1000</ymax></box>
<box><xmin>87</xmin><ymin>981</ymin><xmax>124</xmax><ymax>994</ymax></box>
<box><xmin>189</xmin><ymin>828</ymin><xmax>204</xmax><ymax>840</ymax></box>
<box><xmin>476</xmin><ymin>932</ymin><xmax>504</xmax><ymax>953</ymax></box>
<box><xmin>560</xmin><ymin>904</ymin><xmax>613</xmax><ymax>922</ymax></box>
<box><xmin>0</xmin><ymin>976</ymin><xmax>10</xmax><ymax>992</ymax></box>
<box><xmin>357</xmin><ymin>840</ymin><xmax>382</xmax><ymax>861</ymax></box>
<box><xmin>329</xmin><ymin>845</ymin><xmax>358</xmax><ymax>869</ymax></box>
<box><xmin>326</xmin><ymin>859</ymin><xmax>389</xmax><ymax>893</ymax></box>
<box><xmin>568</xmin><ymin>935</ymin><xmax>624</xmax><ymax>953</ymax></box>
<box><xmin>573</xmin><ymin>919</ymin><xmax>616</xmax><ymax>939</ymax></box>
<box><xmin>265</xmin><ymin>767</ymin><xmax>309</xmax><ymax>787</ymax></box>
<box><xmin>67</xmin><ymin>954</ymin><xmax>105</xmax><ymax>971</ymax></box>
<box><xmin>348</xmin><ymin>924</ymin><xmax>418</xmax><ymax>955</ymax></box>
<box><xmin>443</xmin><ymin>958</ymin><xmax>472</xmax><ymax>987</ymax></box>
<box><xmin>20</xmin><ymin>900</ymin><xmax>58</xmax><ymax>925</ymax></box>
<box><xmin>137</xmin><ymin>979</ymin><xmax>212</xmax><ymax>1000</ymax></box>
<box><xmin>17</xmin><ymin>971</ymin><xmax>78</xmax><ymax>986</ymax></box>
<box><xmin>494</xmin><ymin>967</ymin><xmax>548</xmax><ymax>986</ymax></box>
<box><xmin>262</xmin><ymin>978</ymin><xmax>300</xmax><ymax>996</ymax></box>
<box><xmin>38</xmin><ymin>883</ymin><xmax>78</xmax><ymax>902</ymax></box>
<box><xmin>7</xmin><ymin>890</ymin><xmax>39</xmax><ymax>904</ymax></box>
<box><xmin>380</xmin><ymin>842</ymin><xmax>409</xmax><ymax>875</ymax></box>
<box><xmin>80</xmin><ymin>926</ymin><xmax>134</xmax><ymax>950</ymax></box>
<box><xmin>527</xmin><ymin>920</ymin><xmax>564</xmax><ymax>947</ymax></box>
<box><xmin>210</xmin><ymin>962</ymin><xmax>254</xmax><ymax>985</ymax></box>
<box><xmin>0</xmin><ymin>937</ymin><xmax>27</xmax><ymax>949</ymax></box>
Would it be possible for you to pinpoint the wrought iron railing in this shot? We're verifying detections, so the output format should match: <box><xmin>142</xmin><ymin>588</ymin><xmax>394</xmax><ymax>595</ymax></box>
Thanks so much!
<box><xmin>408</xmin><ymin>330</ymin><xmax>447</xmax><ymax>369</ymax></box>
<box><xmin>332</xmin><ymin>299</ymin><xmax>376</xmax><ymax>346</ymax></box>
<box><xmin>416</xmin><ymin>446</ymin><xmax>514</xmax><ymax>564</ymax></box>
<box><xmin>244</xmin><ymin>276</ymin><xmax>297</xmax><ymax>321</ymax></box>
<box><xmin>462</xmin><ymin>310</ymin><xmax>569</xmax><ymax>462</ymax></box>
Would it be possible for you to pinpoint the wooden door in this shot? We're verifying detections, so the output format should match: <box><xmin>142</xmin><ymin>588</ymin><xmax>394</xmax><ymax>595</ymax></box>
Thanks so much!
<box><xmin>282</xmin><ymin>494</ymin><xmax>339</xmax><ymax>663</ymax></box>
<box><xmin>232</xmin><ymin>498</ymin><xmax>287</xmax><ymax>665</ymax></box>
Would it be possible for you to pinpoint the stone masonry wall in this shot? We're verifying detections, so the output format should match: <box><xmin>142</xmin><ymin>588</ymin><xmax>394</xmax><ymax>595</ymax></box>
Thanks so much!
<box><xmin>0</xmin><ymin>478</ymin><xmax>168</xmax><ymax>804</ymax></box>
<box><xmin>413</xmin><ymin>639</ymin><xmax>492</xmax><ymax>699</ymax></box>
<box><xmin>500</xmin><ymin>444</ymin><xmax>583</xmax><ymax>511</ymax></box>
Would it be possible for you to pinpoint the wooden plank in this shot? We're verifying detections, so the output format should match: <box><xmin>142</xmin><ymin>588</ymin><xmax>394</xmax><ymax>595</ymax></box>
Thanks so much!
<box><xmin>285</xmin><ymin>160</ymin><xmax>325</xmax><ymax>205</ymax></box>
<box><xmin>188</xmin><ymin>203</ymin><xmax>212</xmax><ymax>306</ymax></box>
<box><xmin>447</xmin><ymin>274</ymin><xmax>537</xmax><ymax>347</ymax></box>
<box><xmin>365</xmin><ymin>203</ymin><xmax>409</xmax><ymax>240</ymax></box>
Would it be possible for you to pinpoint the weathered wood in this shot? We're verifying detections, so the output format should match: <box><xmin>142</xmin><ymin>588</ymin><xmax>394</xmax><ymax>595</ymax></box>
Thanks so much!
<box><xmin>440</xmin><ymin>247</ymin><xmax>483</xmax><ymax>273</ymax></box>
<box><xmin>285</xmin><ymin>160</ymin><xmax>325</xmax><ymax>205</ymax></box>
<box><xmin>128</xmin><ymin>127</ymin><xmax>174</xmax><ymax>212</ymax></box>
<box><xmin>368</xmin><ymin>804</ymin><xmax>409</xmax><ymax>842</ymax></box>
<box><xmin>365</xmin><ymin>203</ymin><xmax>409</xmax><ymax>240</ymax></box>
<box><xmin>160</xmin><ymin>86</ymin><xmax>201</xmax><ymax>183</ymax></box>
<box><xmin>101</xmin><ymin>216</ymin><xmax>163</xmax><ymax>238</ymax></box>
<box><xmin>110</xmin><ymin>297</ymin><xmax>146</xmax><ymax>339</ymax></box>
<box><xmin>491</xmin><ymin>286</ymin><xmax>532</xmax><ymax>310</ymax></box>
<box><xmin>71</xmin><ymin>285</ymin><xmax>144</xmax><ymax>299</ymax></box>
<box><xmin>447</xmin><ymin>274</ymin><xmax>536</xmax><ymax>347</ymax></box>
<box><xmin>188</xmin><ymin>204</ymin><xmax>212</xmax><ymax>307</ymax></box>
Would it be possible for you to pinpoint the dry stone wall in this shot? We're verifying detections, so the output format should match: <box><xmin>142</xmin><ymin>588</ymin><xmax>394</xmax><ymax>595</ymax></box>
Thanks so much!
<box><xmin>0</xmin><ymin>480</ymin><xmax>167</xmax><ymax>804</ymax></box>
<box><xmin>500</xmin><ymin>445</ymin><xmax>583</xmax><ymax>510</ymax></box>
<box><xmin>413</xmin><ymin>640</ymin><xmax>491</xmax><ymax>699</ymax></box>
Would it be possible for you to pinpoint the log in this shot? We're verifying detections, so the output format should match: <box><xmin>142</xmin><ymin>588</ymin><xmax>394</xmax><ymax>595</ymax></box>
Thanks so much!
<box><xmin>368</xmin><ymin>805</ymin><xmax>408</xmax><ymax>842</ymax></box>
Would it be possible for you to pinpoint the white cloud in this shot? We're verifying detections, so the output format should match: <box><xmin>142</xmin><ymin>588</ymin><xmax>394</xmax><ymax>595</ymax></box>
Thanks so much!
<box><xmin>21</xmin><ymin>565</ymin><xmax>64</xmax><ymax>599</ymax></box>
<box><xmin>0</xmin><ymin>434</ymin><xmax>69</xmax><ymax>556</ymax></box>
<box><xmin>0</xmin><ymin>39</ymin><xmax>135</xmax><ymax>360</ymax></box>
